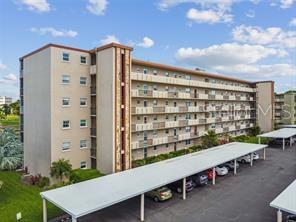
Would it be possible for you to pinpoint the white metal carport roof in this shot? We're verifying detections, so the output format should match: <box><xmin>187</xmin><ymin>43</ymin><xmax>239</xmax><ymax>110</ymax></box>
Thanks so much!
<box><xmin>41</xmin><ymin>142</ymin><xmax>267</xmax><ymax>221</ymax></box>
<box><xmin>279</xmin><ymin>125</ymin><xmax>296</xmax><ymax>128</ymax></box>
<box><xmin>270</xmin><ymin>179</ymin><xmax>296</xmax><ymax>221</ymax></box>
<box><xmin>257</xmin><ymin>128</ymin><xmax>296</xmax><ymax>139</ymax></box>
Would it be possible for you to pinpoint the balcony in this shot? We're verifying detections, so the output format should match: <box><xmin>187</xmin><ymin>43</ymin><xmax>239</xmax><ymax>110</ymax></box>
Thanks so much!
<box><xmin>90</xmin><ymin>65</ymin><xmax>96</xmax><ymax>75</ymax></box>
<box><xmin>165</xmin><ymin>121</ymin><xmax>179</xmax><ymax>128</ymax></box>
<box><xmin>153</xmin><ymin>137</ymin><xmax>168</xmax><ymax>145</ymax></box>
<box><xmin>131</xmin><ymin>72</ymin><xmax>256</xmax><ymax>93</ymax></box>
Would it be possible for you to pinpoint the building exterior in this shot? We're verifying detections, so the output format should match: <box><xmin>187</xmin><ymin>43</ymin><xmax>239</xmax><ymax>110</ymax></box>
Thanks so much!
<box><xmin>0</xmin><ymin>96</ymin><xmax>12</xmax><ymax>106</ymax></box>
<box><xmin>20</xmin><ymin>43</ymin><xmax>274</xmax><ymax>177</ymax></box>
<box><xmin>275</xmin><ymin>91</ymin><xmax>296</xmax><ymax>127</ymax></box>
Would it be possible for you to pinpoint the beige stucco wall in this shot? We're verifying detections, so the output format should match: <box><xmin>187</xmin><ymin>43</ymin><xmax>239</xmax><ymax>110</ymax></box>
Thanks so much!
<box><xmin>96</xmin><ymin>47</ymin><xmax>116</xmax><ymax>174</ymax></box>
<box><xmin>23</xmin><ymin>48</ymin><xmax>51</xmax><ymax>176</ymax></box>
<box><xmin>50</xmin><ymin>47</ymin><xmax>91</xmax><ymax>171</ymax></box>
<box><xmin>256</xmin><ymin>82</ymin><xmax>274</xmax><ymax>132</ymax></box>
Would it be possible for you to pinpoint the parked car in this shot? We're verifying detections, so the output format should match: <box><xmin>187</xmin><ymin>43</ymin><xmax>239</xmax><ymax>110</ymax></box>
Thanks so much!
<box><xmin>252</xmin><ymin>152</ymin><xmax>260</xmax><ymax>160</ymax></box>
<box><xmin>222</xmin><ymin>161</ymin><xmax>239</xmax><ymax>171</ymax></box>
<box><xmin>146</xmin><ymin>186</ymin><xmax>172</xmax><ymax>202</ymax></box>
<box><xmin>237</xmin><ymin>155</ymin><xmax>251</xmax><ymax>163</ymax></box>
<box><xmin>215</xmin><ymin>165</ymin><xmax>228</xmax><ymax>176</ymax></box>
<box><xmin>269</xmin><ymin>138</ymin><xmax>290</xmax><ymax>146</ymax></box>
<box><xmin>168</xmin><ymin>178</ymin><xmax>195</xmax><ymax>193</ymax></box>
<box><xmin>286</xmin><ymin>215</ymin><xmax>296</xmax><ymax>222</ymax></box>
<box><xmin>206</xmin><ymin>170</ymin><xmax>214</xmax><ymax>180</ymax></box>
<box><xmin>190</xmin><ymin>173</ymin><xmax>208</xmax><ymax>187</ymax></box>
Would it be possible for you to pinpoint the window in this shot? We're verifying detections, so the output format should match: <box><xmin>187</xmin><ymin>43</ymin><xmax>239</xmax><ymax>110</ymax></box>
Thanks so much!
<box><xmin>80</xmin><ymin>140</ymin><xmax>87</xmax><ymax>149</ymax></box>
<box><xmin>153</xmin><ymin>70</ymin><xmax>157</xmax><ymax>75</ymax></box>
<box><xmin>62</xmin><ymin>97</ymin><xmax>70</xmax><ymax>107</ymax></box>
<box><xmin>165</xmin><ymin>72</ymin><xmax>169</xmax><ymax>77</ymax></box>
<box><xmin>62</xmin><ymin>142</ymin><xmax>70</xmax><ymax>151</ymax></box>
<box><xmin>80</xmin><ymin>56</ymin><xmax>87</xmax><ymax>64</ymax></box>
<box><xmin>165</xmin><ymin>100</ymin><xmax>169</xmax><ymax>106</ymax></box>
<box><xmin>80</xmin><ymin>77</ymin><xmax>87</xmax><ymax>85</ymax></box>
<box><xmin>165</xmin><ymin>129</ymin><xmax>169</xmax><ymax>134</ymax></box>
<box><xmin>62</xmin><ymin>120</ymin><xmax>70</xmax><ymax>129</ymax></box>
<box><xmin>62</xmin><ymin>53</ymin><xmax>69</xmax><ymax>62</ymax></box>
<box><xmin>153</xmin><ymin>100</ymin><xmax>157</xmax><ymax>106</ymax></box>
<box><xmin>144</xmin><ymin>148</ymin><xmax>147</xmax><ymax>159</ymax></box>
<box><xmin>143</xmin><ymin>69</ymin><xmax>148</xmax><ymax>74</ymax></box>
<box><xmin>62</xmin><ymin>75</ymin><xmax>70</xmax><ymax>84</ymax></box>
<box><xmin>153</xmin><ymin>115</ymin><xmax>157</xmax><ymax>121</ymax></box>
<box><xmin>80</xmin><ymin>161</ymin><xmax>87</xmax><ymax>169</ymax></box>
<box><xmin>80</xmin><ymin>98</ymin><xmax>87</xmax><ymax>107</ymax></box>
<box><xmin>153</xmin><ymin>146</ymin><xmax>157</xmax><ymax>151</ymax></box>
<box><xmin>80</xmin><ymin>119</ymin><xmax>87</xmax><ymax>128</ymax></box>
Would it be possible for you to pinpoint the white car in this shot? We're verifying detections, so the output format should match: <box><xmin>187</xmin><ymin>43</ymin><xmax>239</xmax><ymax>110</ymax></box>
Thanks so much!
<box><xmin>252</xmin><ymin>152</ymin><xmax>260</xmax><ymax>160</ymax></box>
<box><xmin>215</xmin><ymin>165</ymin><xmax>228</xmax><ymax>176</ymax></box>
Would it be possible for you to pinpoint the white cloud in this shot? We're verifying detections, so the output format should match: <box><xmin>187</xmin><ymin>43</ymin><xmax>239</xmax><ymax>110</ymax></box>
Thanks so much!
<box><xmin>175</xmin><ymin>43</ymin><xmax>283</xmax><ymax>67</ymax></box>
<box><xmin>30</xmin><ymin>27</ymin><xmax>78</xmax><ymax>38</ymax></box>
<box><xmin>157</xmin><ymin>0</ymin><xmax>236</xmax><ymax>11</ymax></box>
<box><xmin>280</xmin><ymin>0</ymin><xmax>295</xmax><ymax>8</ymax></box>
<box><xmin>245</xmin><ymin>10</ymin><xmax>255</xmax><ymax>18</ymax></box>
<box><xmin>186</xmin><ymin>8</ymin><xmax>232</xmax><ymax>23</ymax></box>
<box><xmin>3</xmin><ymin>73</ymin><xmax>18</xmax><ymax>81</ymax></box>
<box><xmin>137</xmin><ymin>37</ymin><xmax>154</xmax><ymax>48</ymax></box>
<box><xmin>212</xmin><ymin>64</ymin><xmax>295</xmax><ymax>78</ymax></box>
<box><xmin>100</xmin><ymin>35</ymin><xmax>119</xmax><ymax>45</ymax></box>
<box><xmin>0</xmin><ymin>61</ymin><xmax>7</xmax><ymax>70</ymax></box>
<box><xmin>17</xmin><ymin>0</ymin><xmax>51</xmax><ymax>12</ymax></box>
<box><xmin>86</xmin><ymin>0</ymin><xmax>108</xmax><ymax>15</ymax></box>
<box><xmin>232</xmin><ymin>25</ymin><xmax>296</xmax><ymax>48</ymax></box>
<box><xmin>289</xmin><ymin>17</ymin><xmax>296</xmax><ymax>26</ymax></box>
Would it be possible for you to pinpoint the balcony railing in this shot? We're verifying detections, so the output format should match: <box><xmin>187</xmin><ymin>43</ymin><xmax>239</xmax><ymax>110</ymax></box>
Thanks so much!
<box><xmin>90</xmin><ymin>148</ymin><xmax>97</xmax><ymax>157</ymax></box>
<box><xmin>131</xmin><ymin>89</ymin><xmax>254</xmax><ymax>101</ymax></box>
<box><xmin>131</xmin><ymin>72</ymin><xmax>256</xmax><ymax>93</ymax></box>
<box><xmin>90</xmin><ymin>128</ymin><xmax>96</xmax><ymax>137</ymax></box>
<box><xmin>131</xmin><ymin>123</ymin><xmax>254</xmax><ymax>149</ymax></box>
<box><xmin>90</xmin><ymin>86</ymin><xmax>96</xmax><ymax>95</ymax></box>
<box><xmin>90</xmin><ymin>65</ymin><xmax>96</xmax><ymax>75</ymax></box>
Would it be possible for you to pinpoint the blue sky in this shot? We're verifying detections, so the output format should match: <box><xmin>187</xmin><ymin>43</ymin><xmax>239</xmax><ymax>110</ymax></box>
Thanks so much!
<box><xmin>0</xmin><ymin>0</ymin><xmax>295</xmax><ymax>100</ymax></box>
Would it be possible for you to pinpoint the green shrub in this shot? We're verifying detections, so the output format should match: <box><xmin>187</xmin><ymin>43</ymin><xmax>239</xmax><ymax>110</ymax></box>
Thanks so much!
<box><xmin>70</xmin><ymin>169</ymin><xmax>103</xmax><ymax>183</ymax></box>
<box><xmin>37</xmin><ymin>176</ymin><xmax>50</xmax><ymax>188</ymax></box>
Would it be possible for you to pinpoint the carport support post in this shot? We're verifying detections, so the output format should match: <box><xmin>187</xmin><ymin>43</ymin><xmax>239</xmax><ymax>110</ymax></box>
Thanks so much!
<box><xmin>282</xmin><ymin>138</ymin><xmax>285</xmax><ymax>150</ymax></box>
<box><xmin>234</xmin><ymin>159</ymin><xmax>237</xmax><ymax>175</ymax></box>
<box><xmin>290</xmin><ymin>137</ymin><xmax>293</xmax><ymax>147</ymax></box>
<box><xmin>72</xmin><ymin>217</ymin><xmax>77</xmax><ymax>222</ymax></box>
<box><xmin>277</xmin><ymin>209</ymin><xmax>282</xmax><ymax>222</ymax></box>
<box><xmin>212</xmin><ymin>167</ymin><xmax>216</xmax><ymax>185</ymax></box>
<box><xmin>258</xmin><ymin>137</ymin><xmax>261</xmax><ymax>144</ymax></box>
<box><xmin>140</xmin><ymin>193</ymin><xmax>145</xmax><ymax>222</ymax></box>
<box><xmin>263</xmin><ymin>148</ymin><xmax>266</xmax><ymax>160</ymax></box>
<box><xmin>250</xmin><ymin>153</ymin><xmax>253</xmax><ymax>166</ymax></box>
<box><xmin>42</xmin><ymin>198</ymin><xmax>47</xmax><ymax>222</ymax></box>
<box><xmin>182</xmin><ymin>177</ymin><xmax>186</xmax><ymax>200</ymax></box>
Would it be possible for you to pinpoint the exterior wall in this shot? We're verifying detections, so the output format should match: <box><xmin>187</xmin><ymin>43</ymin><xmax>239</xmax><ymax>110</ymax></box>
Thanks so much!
<box><xmin>96</xmin><ymin>47</ymin><xmax>116</xmax><ymax>174</ymax></box>
<box><xmin>255</xmin><ymin>82</ymin><xmax>274</xmax><ymax>132</ymax></box>
<box><xmin>50</xmin><ymin>47</ymin><xmax>91</xmax><ymax>171</ymax></box>
<box><xmin>23</xmin><ymin>48</ymin><xmax>51</xmax><ymax>176</ymax></box>
<box><xmin>275</xmin><ymin>92</ymin><xmax>296</xmax><ymax>126</ymax></box>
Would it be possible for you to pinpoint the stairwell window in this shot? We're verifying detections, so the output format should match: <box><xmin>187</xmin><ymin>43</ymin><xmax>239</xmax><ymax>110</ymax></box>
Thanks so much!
<box><xmin>62</xmin><ymin>120</ymin><xmax>70</xmax><ymax>129</ymax></box>
<box><xmin>80</xmin><ymin>98</ymin><xmax>87</xmax><ymax>107</ymax></box>
<box><xmin>62</xmin><ymin>142</ymin><xmax>71</xmax><ymax>151</ymax></box>
<box><xmin>80</xmin><ymin>140</ymin><xmax>87</xmax><ymax>149</ymax></box>
<box><xmin>80</xmin><ymin>161</ymin><xmax>87</xmax><ymax>169</ymax></box>
<box><xmin>80</xmin><ymin>56</ymin><xmax>87</xmax><ymax>64</ymax></box>
<box><xmin>80</xmin><ymin>77</ymin><xmax>87</xmax><ymax>85</ymax></box>
<box><xmin>62</xmin><ymin>97</ymin><xmax>70</xmax><ymax>107</ymax></box>
<box><xmin>62</xmin><ymin>75</ymin><xmax>70</xmax><ymax>84</ymax></box>
<box><xmin>80</xmin><ymin>119</ymin><xmax>87</xmax><ymax>128</ymax></box>
<box><xmin>62</xmin><ymin>53</ymin><xmax>70</xmax><ymax>62</ymax></box>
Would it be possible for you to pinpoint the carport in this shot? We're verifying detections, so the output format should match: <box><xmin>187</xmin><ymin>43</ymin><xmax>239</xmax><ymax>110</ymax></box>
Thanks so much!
<box><xmin>279</xmin><ymin>125</ymin><xmax>296</xmax><ymax>128</ymax></box>
<box><xmin>270</xmin><ymin>179</ymin><xmax>296</xmax><ymax>222</ymax></box>
<box><xmin>40</xmin><ymin>142</ymin><xmax>267</xmax><ymax>222</ymax></box>
<box><xmin>257</xmin><ymin>128</ymin><xmax>296</xmax><ymax>150</ymax></box>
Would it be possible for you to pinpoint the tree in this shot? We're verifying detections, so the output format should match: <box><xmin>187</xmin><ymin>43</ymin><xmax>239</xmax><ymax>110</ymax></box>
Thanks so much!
<box><xmin>0</xmin><ymin>128</ymin><xmax>22</xmax><ymax>170</ymax></box>
<box><xmin>50</xmin><ymin>159</ymin><xmax>72</xmax><ymax>182</ymax></box>
<box><xmin>1</xmin><ymin>104</ymin><xmax>11</xmax><ymax>116</ymax></box>
<box><xmin>249</xmin><ymin>126</ymin><xmax>261</xmax><ymax>136</ymax></box>
<box><xmin>201</xmin><ymin>130</ymin><xmax>219</xmax><ymax>148</ymax></box>
<box><xmin>9</xmin><ymin>100</ymin><xmax>20</xmax><ymax>115</ymax></box>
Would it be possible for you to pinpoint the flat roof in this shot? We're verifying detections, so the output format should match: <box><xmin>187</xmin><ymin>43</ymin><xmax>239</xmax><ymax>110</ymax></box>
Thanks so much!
<box><xmin>41</xmin><ymin>142</ymin><xmax>267</xmax><ymax>218</ymax></box>
<box><xmin>270</xmin><ymin>179</ymin><xmax>296</xmax><ymax>215</ymax></box>
<box><xmin>257</xmin><ymin>128</ymin><xmax>296</xmax><ymax>139</ymax></box>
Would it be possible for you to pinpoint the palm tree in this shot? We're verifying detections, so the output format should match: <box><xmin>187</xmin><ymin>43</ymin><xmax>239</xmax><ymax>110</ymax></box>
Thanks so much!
<box><xmin>0</xmin><ymin>128</ymin><xmax>22</xmax><ymax>170</ymax></box>
<box><xmin>201</xmin><ymin>130</ymin><xmax>219</xmax><ymax>148</ymax></box>
<box><xmin>50</xmin><ymin>159</ymin><xmax>72</xmax><ymax>182</ymax></box>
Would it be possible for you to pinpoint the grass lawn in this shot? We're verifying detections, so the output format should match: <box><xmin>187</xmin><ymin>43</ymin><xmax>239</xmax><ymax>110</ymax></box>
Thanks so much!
<box><xmin>0</xmin><ymin>115</ymin><xmax>20</xmax><ymax>131</ymax></box>
<box><xmin>0</xmin><ymin>171</ymin><xmax>61</xmax><ymax>222</ymax></box>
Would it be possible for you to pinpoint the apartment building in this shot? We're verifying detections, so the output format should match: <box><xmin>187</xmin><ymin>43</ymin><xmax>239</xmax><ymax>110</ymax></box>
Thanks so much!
<box><xmin>275</xmin><ymin>91</ymin><xmax>296</xmax><ymax>127</ymax></box>
<box><xmin>0</xmin><ymin>96</ymin><xmax>12</xmax><ymax>106</ymax></box>
<box><xmin>20</xmin><ymin>43</ymin><xmax>274</xmax><ymax>177</ymax></box>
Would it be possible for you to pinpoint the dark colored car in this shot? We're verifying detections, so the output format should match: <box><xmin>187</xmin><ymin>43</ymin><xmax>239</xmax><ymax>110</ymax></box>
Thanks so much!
<box><xmin>190</xmin><ymin>173</ymin><xmax>208</xmax><ymax>187</ymax></box>
<box><xmin>269</xmin><ymin>138</ymin><xmax>290</xmax><ymax>146</ymax></box>
<box><xmin>222</xmin><ymin>161</ymin><xmax>239</xmax><ymax>171</ymax></box>
<box><xmin>287</xmin><ymin>215</ymin><xmax>296</xmax><ymax>222</ymax></box>
<box><xmin>168</xmin><ymin>178</ymin><xmax>195</xmax><ymax>193</ymax></box>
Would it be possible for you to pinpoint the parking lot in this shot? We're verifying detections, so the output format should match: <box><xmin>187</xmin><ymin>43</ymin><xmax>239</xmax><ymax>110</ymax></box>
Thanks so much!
<box><xmin>52</xmin><ymin>145</ymin><xmax>296</xmax><ymax>222</ymax></box>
